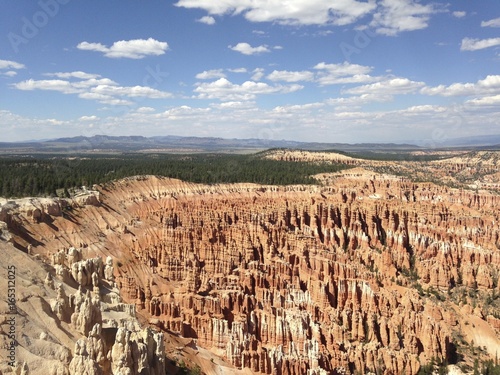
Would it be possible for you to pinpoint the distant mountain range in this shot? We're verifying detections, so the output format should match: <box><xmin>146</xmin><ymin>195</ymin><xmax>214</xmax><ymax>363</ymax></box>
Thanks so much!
<box><xmin>0</xmin><ymin>134</ymin><xmax>499</xmax><ymax>154</ymax></box>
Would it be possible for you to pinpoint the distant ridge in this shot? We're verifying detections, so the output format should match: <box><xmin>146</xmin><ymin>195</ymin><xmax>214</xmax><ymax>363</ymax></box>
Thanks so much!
<box><xmin>0</xmin><ymin>134</ymin><xmax>422</xmax><ymax>153</ymax></box>
<box><xmin>1</xmin><ymin>134</ymin><xmax>499</xmax><ymax>154</ymax></box>
<box><xmin>411</xmin><ymin>133</ymin><xmax>500</xmax><ymax>148</ymax></box>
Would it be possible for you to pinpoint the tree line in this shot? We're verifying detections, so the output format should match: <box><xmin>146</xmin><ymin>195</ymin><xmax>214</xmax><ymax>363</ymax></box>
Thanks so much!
<box><xmin>0</xmin><ymin>153</ymin><xmax>350</xmax><ymax>198</ymax></box>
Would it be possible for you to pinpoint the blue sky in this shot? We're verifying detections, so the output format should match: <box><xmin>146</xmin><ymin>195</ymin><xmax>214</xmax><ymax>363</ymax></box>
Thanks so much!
<box><xmin>1</xmin><ymin>0</ymin><xmax>499</xmax><ymax>145</ymax></box>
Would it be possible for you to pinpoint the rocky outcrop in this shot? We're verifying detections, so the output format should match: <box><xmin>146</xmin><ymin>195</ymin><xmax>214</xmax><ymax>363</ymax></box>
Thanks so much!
<box><xmin>69</xmin><ymin>338</ymin><xmax>102</xmax><ymax>375</ymax></box>
<box><xmin>3</xmin><ymin>175</ymin><xmax>500</xmax><ymax>374</ymax></box>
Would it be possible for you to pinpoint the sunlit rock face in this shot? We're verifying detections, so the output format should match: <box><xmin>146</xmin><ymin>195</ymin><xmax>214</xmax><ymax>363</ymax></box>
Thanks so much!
<box><xmin>3</xmin><ymin>175</ymin><xmax>500</xmax><ymax>374</ymax></box>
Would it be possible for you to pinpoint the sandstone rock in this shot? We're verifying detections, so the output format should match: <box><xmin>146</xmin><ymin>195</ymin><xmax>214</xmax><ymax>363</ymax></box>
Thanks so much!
<box><xmin>110</xmin><ymin>327</ymin><xmax>133</xmax><ymax>375</ymax></box>
<box><xmin>3</xmin><ymin>175</ymin><xmax>500</xmax><ymax>374</ymax></box>
<box><xmin>0</xmin><ymin>220</ymin><xmax>11</xmax><ymax>241</ymax></box>
<box><xmin>69</xmin><ymin>339</ymin><xmax>102</xmax><ymax>375</ymax></box>
<box><xmin>104</xmin><ymin>256</ymin><xmax>115</xmax><ymax>282</ymax></box>
<box><xmin>52</xmin><ymin>283</ymin><xmax>71</xmax><ymax>321</ymax></box>
<box><xmin>70</xmin><ymin>289</ymin><xmax>102</xmax><ymax>336</ymax></box>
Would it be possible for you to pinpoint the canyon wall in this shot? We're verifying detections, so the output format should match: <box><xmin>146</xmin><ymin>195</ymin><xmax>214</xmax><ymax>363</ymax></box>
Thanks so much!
<box><xmin>2</xmin><ymin>174</ymin><xmax>500</xmax><ymax>374</ymax></box>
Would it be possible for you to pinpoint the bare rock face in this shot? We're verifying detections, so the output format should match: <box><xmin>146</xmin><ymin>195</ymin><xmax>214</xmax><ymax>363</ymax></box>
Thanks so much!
<box><xmin>110</xmin><ymin>327</ymin><xmax>133</xmax><ymax>375</ymax></box>
<box><xmin>52</xmin><ymin>283</ymin><xmax>71</xmax><ymax>321</ymax></box>
<box><xmin>104</xmin><ymin>256</ymin><xmax>115</xmax><ymax>282</ymax></box>
<box><xmin>70</xmin><ymin>289</ymin><xmax>102</xmax><ymax>336</ymax></box>
<box><xmin>74</xmin><ymin>191</ymin><xmax>101</xmax><ymax>207</ymax></box>
<box><xmin>71</xmin><ymin>258</ymin><xmax>104</xmax><ymax>288</ymax></box>
<box><xmin>0</xmin><ymin>236</ymin><xmax>165</xmax><ymax>375</ymax></box>
<box><xmin>0</xmin><ymin>220</ymin><xmax>11</xmax><ymax>241</ymax></box>
<box><xmin>109</xmin><ymin>325</ymin><xmax>165</xmax><ymax>375</ymax></box>
<box><xmin>69</xmin><ymin>339</ymin><xmax>102</xmax><ymax>375</ymax></box>
<box><xmin>3</xmin><ymin>175</ymin><xmax>500</xmax><ymax>374</ymax></box>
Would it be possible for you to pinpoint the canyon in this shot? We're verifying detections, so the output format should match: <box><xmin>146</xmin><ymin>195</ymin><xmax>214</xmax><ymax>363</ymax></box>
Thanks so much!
<box><xmin>0</xmin><ymin>153</ymin><xmax>499</xmax><ymax>374</ymax></box>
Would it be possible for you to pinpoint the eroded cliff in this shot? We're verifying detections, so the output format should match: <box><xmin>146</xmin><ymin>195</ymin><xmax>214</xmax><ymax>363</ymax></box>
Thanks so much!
<box><xmin>1</xmin><ymin>173</ymin><xmax>499</xmax><ymax>374</ymax></box>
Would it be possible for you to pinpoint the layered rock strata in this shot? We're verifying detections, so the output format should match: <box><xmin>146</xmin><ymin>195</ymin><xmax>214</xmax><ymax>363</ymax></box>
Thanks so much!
<box><xmin>0</xmin><ymin>239</ymin><xmax>165</xmax><ymax>375</ymax></box>
<box><xmin>2</xmin><ymin>175</ymin><xmax>499</xmax><ymax>374</ymax></box>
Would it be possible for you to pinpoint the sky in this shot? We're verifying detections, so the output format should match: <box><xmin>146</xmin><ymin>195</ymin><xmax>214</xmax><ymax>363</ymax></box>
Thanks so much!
<box><xmin>0</xmin><ymin>0</ymin><xmax>499</xmax><ymax>145</ymax></box>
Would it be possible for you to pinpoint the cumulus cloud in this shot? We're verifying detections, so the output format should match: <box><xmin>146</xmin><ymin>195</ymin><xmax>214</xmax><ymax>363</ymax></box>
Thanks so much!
<box><xmin>14</xmin><ymin>79</ymin><xmax>81</xmax><ymax>94</ymax></box>
<box><xmin>13</xmin><ymin>72</ymin><xmax>172</xmax><ymax>105</ymax></box>
<box><xmin>481</xmin><ymin>17</ymin><xmax>500</xmax><ymax>28</ymax></box>
<box><xmin>45</xmin><ymin>71</ymin><xmax>101</xmax><ymax>80</ymax></box>
<box><xmin>0</xmin><ymin>59</ymin><xmax>25</xmax><ymax>70</ymax></box>
<box><xmin>267</xmin><ymin>70</ymin><xmax>314</xmax><ymax>82</ymax></box>
<box><xmin>460</xmin><ymin>37</ymin><xmax>500</xmax><ymax>51</ymax></box>
<box><xmin>345</xmin><ymin>77</ymin><xmax>425</xmax><ymax>95</ymax></box>
<box><xmin>1</xmin><ymin>71</ymin><xmax>18</xmax><ymax>77</ymax></box>
<box><xmin>194</xmin><ymin>77</ymin><xmax>302</xmax><ymax>101</ymax></box>
<box><xmin>452</xmin><ymin>11</ymin><xmax>466</xmax><ymax>18</ymax></box>
<box><xmin>91</xmin><ymin>85</ymin><xmax>171</xmax><ymax>99</ymax></box>
<box><xmin>159</xmin><ymin>105</ymin><xmax>211</xmax><ymax>119</ymax></box>
<box><xmin>326</xmin><ymin>93</ymin><xmax>392</xmax><ymax>107</ymax></box>
<box><xmin>314</xmin><ymin>62</ymin><xmax>375</xmax><ymax>85</ymax></box>
<box><xmin>136</xmin><ymin>107</ymin><xmax>156</xmax><ymax>113</ymax></box>
<box><xmin>77</xmin><ymin>38</ymin><xmax>168</xmax><ymax>59</ymax></box>
<box><xmin>175</xmin><ymin>0</ymin><xmax>376</xmax><ymax>26</ymax></box>
<box><xmin>404</xmin><ymin>105</ymin><xmax>446</xmax><ymax>113</ymax></box>
<box><xmin>197</xmin><ymin>15</ymin><xmax>216</xmax><ymax>24</ymax></box>
<box><xmin>251</xmin><ymin>68</ymin><xmax>265</xmax><ymax>81</ymax></box>
<box><xmin>211</xmin><ymin>101</ymin><xmax>256</xmax><ymax>110</ymax></box>
<box><xmin>229</xmin><ymin>42</ymin><xmax>270</xmax><ymax>55</ymax></box>
<box><xmin>422</xmin><ymin>75</ymin><xmax>500</xmax><ymax>97</ymax></box>
<box><xmin>79</xmin><ymin>115</ymin><xmax>99</xmax><ymax>121</ymax></box>
<box><xmin>196</xmin><ymin>69</ymin><xmax>226</xmax><ymax>79</ymax></box>
<box><xmin>370</xmin><ymin>0</ymin><xmax>443</xmax><ymax>36</ymax></box>
<box><xmin>466</xmin><ymin>94</ymin><xmax>500</xmax><ymax>106</ymax></box>
<box><xmin>229</xmin><ymin>68</ymin><xmax>248</xmax><ymax>73</ymax></box>
<box><xmin>272</xmin><ymin>102</ymin><xmax>324</xmax><ymax>113</ymax></box>
<box><xmin>0</xmin><ymin>59</ymin><xmax>25</xmax><ymax>76</ymax></box>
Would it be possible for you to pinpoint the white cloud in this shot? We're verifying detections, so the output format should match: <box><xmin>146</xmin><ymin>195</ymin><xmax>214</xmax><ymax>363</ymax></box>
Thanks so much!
<box><xmin>229</xmin><ymin>42</ymin><xmax>270</xmax><ymax>55</ymax></box>
<box><xmin>272</xmin><ymin>102</ymin><xmax>324</xmax><ymax>113</ymax></box>
<box><xmin>13</xmin><ymin>72</ymin><xmax>172</xmax><ymax>105</ymax></box>
<box><xmin>422</xmin><ymin>75</ymin><xmax>500</xmax><ymax>97</ymax></box>
<box><xmin>460</xmin><ymin>37</ymin><xmax>500</xmax><ymax>51</ymax></box>
<box><xmin>77</xmin><ymin>38</ymin><xmax>168</xmax><ymax>59</ymax></box>
<box><xmin>452</xmin><ymin>11</ymin><xmax>466</xmax><ymax>18</ymax></box>
<box><xmin>326</xmin><ymin>93</ymin><xmax>392</xmax><ymax>106</ymax></box>
<box><xmin>14</xmin><ymin>79</ymin><xmax>81</xmax><ymax>94</ymax></box>
<box><xmin>481</xmin><ymin>17</ymin><xmax>500</xmax><ymax>28</ymax></box>
<box><xmin>196</xmin><ymin>69</ymin><xmax>226</xmax><ymax>79</ymax></box>
<box><xmin>79</xmin><ymin>115</ymin><xmax>99</xmax><ymax>121</ymax></box>
<box><xmin>175</xmin><ymin>0</ymin><xmax>376</xmax><ymax>26</ymax></box>
<box><xmin>404</xmin><ymin>105</ymin><xmax>446</xmax><ymax>113</ymax></box>
<box><xmin>0</xmin><ymin>60</ymin><xmax>25</xmax><ymax>77</ymax></box>
<box><xmin>72</xmin><ymin>78</ymin><xmax>118</xmax><ymax>89</ymax></box>
<box><xmin>136</xmin><ymin>107</ymin><xmax>156</xmax><ymax>113</ymax></box>
<box><xmin>1</xmin><ymin>71</ymin><xmax>18</xmax><ymax>77</ymax></box>
<box><xmin>371</xmin><ymin>0</ymin><xmax>443</xmax><ymax>36</ymax></box>
<box><xmin>466</xmin><ymin>94</ymin><xmax>500</xmax><ymax>106</ymax></box>
<box><xmin>229</xmin><ymin>68</ymin><xmax>248</xmax><ymax>73</ymax></box>
<box><xmin>267</xmin><ymin>70</ymin><xmax>314</xmax><ymax>82</ymax></box>
<box><xmin>314</xmin><ymin>62</ymin><xmax>375</xmax><ymax>85</ymax></box>
<box><xmin>45</xmin><ymin>71</ymin><xmax>101</xmax><ymax>80</ymax></box>
<box><xmin>158</xmin><ymin>105</ymin><xmax>211</xmax><ymax>119</ymax></box>
<box><xmin>3</xmin><ymin>97</ymin><xmax>500</xmax><ymax>144</ymax></box>
<box><xmin>197</xmin><ymin>15</ymin><xmax>216</xmax><ymax>24</ymax></box>
<box><xmin>78</xmin><ymin>92</ymin><xmax>134</xmax><ymax>106</ymax></box>
<box><xmin>0</xmin><ymin>59</ymin><xmax>25</xmax><ymax>70</ymax></box>
<box><xmin>194</xmin><ymin>77</ymin><xmax>302</xmax><ymax>101</ymax></box>
<box><xmin>345</xmin><ymin>77</ymin><xmax>425</xmax><ymax>95</ymax></box>
<box><xmin>211</xmin><ymin>101</ymin><xmax>256</xmax><ymax>109</ymax></box>
<box><xmin>91</xmin><ymin>85</ymin><xmax>171</xmax><ymax>99</ymax></box>
<box><xmin>251</xmin><ymin>68</ymin><xmax>265</xmax><ymax>81</ymax></box>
